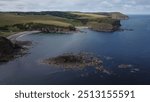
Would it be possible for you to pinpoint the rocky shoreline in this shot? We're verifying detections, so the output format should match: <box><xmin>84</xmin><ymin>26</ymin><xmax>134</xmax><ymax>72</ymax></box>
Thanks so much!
<box><xmin>0</xmin><ymin>33</ymin><xmax>33</xmax><ymax>62</ymax></box>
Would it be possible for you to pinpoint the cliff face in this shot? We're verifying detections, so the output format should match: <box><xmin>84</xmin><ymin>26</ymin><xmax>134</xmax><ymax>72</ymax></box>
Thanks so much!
<box><xmin>87</xmin><ymin>18</ymin><xmax>121</xmax><ymax>32</ymax></box>
<box><xmin>1</xmin><ymin>23</ymin><xmax>76</xmax><ymax>34</ymax></box>
<box><xmin>0</xmin><ymin>36</ymin><xmax>19</xmax><ymax>54</ymax></box>
<box><xmin>88</xmin><ymin>22</ymin><xmax>119</xmax><ymax>32</ymax></box>
<box><xmin>38</xmin><ymin>25</ymin><xmax>76</xmax><ymax>33</ymax></box>
<box><xmin>25</xmin><ymin>23</ymin><xmax>76</xmax><ymax>33</ymax></box>
<box><xmin>0</xmin><ymin>36</ymin><xmax>21</xmax><ymax>62</ymax></box>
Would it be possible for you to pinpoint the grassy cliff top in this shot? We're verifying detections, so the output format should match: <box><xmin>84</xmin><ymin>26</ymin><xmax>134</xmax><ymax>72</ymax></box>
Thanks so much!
<box><xmin>0</xmin><ymin>11</ymin><xmax>128</xmax><ymax>36</ymax></box>
<box><xmin>0</xmin><ymin>13</ymin><xmax>72</xmax><ymax>27</ymax></box>
<box><xmin>71</xmin><ymin>12</ymin><xmax>107</xmax><ymax>19</ymax></box>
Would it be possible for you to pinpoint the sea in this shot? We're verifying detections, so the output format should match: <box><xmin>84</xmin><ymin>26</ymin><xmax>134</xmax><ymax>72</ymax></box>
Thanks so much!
<box><xmin>0</xmin><ymin>15</ymin><xmax>150</xmax><ymax>85</ymax></box>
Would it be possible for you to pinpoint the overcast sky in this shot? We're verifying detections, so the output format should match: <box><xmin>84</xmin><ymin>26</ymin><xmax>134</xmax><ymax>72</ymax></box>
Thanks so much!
<box><xmin>0</xmin><ymin>0</ymin><xmax>150</xmax><ymax>14</ymax></box>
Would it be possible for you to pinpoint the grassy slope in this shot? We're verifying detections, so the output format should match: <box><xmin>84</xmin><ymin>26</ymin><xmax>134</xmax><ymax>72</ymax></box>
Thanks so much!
<box><xmin>0</xmin><ymin>13</ymin><xmax>72</xmax><ymax>27</ymax></box>
<box><xmin>0</xmin><ymin>12</ymin><xmax>124</xmax><ymax>36</ymax></box>
<box><xmin>0</xmin><ymin>13</ymin><xmax>77</xmax><ymax>36</ymax></box>
<box><xmin>0</xmin><ymin>12</ymin><xmax>109</xmax><ymax>27</ymax></box>
<box><xmin>71</xmin><ymin>12</ymin><xmax>107</xmax><ymax>19</ymax></box>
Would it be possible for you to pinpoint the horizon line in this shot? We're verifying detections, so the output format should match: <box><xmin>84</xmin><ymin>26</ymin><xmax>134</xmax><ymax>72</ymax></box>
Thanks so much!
<box><xmin>0</xmin><ymin>10</ymin><xmax>150</xmax><ymax>15</ymax></box>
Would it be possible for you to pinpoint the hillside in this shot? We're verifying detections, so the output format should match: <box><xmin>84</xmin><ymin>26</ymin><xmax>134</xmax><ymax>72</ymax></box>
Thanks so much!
<box><xmin>0</xmin><ymin>11</ymin><xmax>128</xmax><ymax>36</ymax></box>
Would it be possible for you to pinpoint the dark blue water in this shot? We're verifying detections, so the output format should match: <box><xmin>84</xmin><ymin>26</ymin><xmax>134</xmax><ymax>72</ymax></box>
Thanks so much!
<box><xmin>0</xmin><ymin>15</ymin><xmax>150</xmax><ymax>85</ymax></box>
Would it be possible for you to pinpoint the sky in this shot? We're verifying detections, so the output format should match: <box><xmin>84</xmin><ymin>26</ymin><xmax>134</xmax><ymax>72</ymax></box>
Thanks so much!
<box><xmin>0</xmin><ymin>0</ymin><xmax>150</xmax><ymax>14</ymax></box>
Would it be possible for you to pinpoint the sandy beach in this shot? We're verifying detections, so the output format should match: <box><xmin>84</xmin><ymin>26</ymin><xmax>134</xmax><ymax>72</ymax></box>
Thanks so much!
<box><xmin>7</xmin><ymin>31</ymin><xmax>41</xmax><ymax>41</ymax></box>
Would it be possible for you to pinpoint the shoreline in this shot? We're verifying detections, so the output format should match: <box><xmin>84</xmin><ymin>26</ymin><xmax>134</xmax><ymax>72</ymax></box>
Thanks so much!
<box><xmin>75</xmin><ymin>26</ymin><xmax>88</xmax><ymax>29</ymax></box>
<box><xmin>7</xmin><ymin>31</ymin><xmax>41</xmax><ymax>41</ymax></box>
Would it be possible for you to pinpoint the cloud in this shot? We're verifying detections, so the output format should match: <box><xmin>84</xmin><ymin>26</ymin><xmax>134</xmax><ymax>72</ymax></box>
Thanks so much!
<box><xmin>0</xmin><ymin>0</ymin><xmax>149</xmax><ymax>14</ymax></box>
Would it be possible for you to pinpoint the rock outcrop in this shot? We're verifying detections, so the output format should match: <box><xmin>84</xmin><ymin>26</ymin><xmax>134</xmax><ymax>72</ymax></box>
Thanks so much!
<box><xmin>88</xmin><ymin>22</ymin><xmax>120</xmax><ymax>32</ymax></box>
<box><xmin>43</xmin><ymin>52</ymin><xmax>110</xmax><ymax>74</ymax></box>
<box><xmin>0</xmin><ymin>36</ymin><xmax>23</xmax><ymax>62</ymax></box>
<box><xmin>87</xmin><ymin>18</ymin><xmax>121</xmax><ymax>32</ymax></box>
<box><xmin>44</xmin><ymin>52</ymin><xmax>106</xmax><ymax>70</ymax></box>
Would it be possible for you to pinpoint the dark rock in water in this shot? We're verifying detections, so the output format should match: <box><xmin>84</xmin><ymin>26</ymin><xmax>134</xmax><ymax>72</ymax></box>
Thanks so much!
<box><xmin>118</xmin><ymin>64</ymin><xmax>140</xmax><ymax>73</ymax></box>
<box><xmin>43</xmin><ymin>52</ymin><xmax>110</xmax><ymax>74</ymax></box>
<box><xmin>0</xmin><ymin>36</ymin><xmax>27</xmax><ymax>62</ymax></box>
<box><xmin>118</xmin><ymin>64</ymin><xmax>133</xmax><ymax>69</ymax></box>
<box><xmin>119</xmin><ymin>28</ymin><xmax>134</xmax><ymax>32</ymax></box>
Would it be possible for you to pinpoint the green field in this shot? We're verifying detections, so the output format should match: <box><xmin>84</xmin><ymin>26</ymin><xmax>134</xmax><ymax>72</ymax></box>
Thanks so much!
<box><xmin>0</xmin><ymin>13</ymin><xmax>77</xmax><ymax>36</ymax></box>
<box><xmin>0</xmin><ymin>12</ymin><xmax>126</xmax><ymax>36</ymax></box>
<box><xmin>0</xmin><ymin>13</ymin><xmax>73</xmax><ymax>27</ymax></box>
<box><xmin>71</xmin><ymin>12</ymin><xmax>107</xmax><ymax>19</ymax></box>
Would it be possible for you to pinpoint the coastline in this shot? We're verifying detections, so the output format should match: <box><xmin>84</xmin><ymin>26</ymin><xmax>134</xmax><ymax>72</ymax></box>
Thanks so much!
<box><xmin>0</xmin><ymin>31</ymin><xmax>41</xmax><ymax>62</ymax></box>
<box><xmin>75</xmin><ymin>26</ymin><xmax>88</xmax><ymax>29</ymax></box>
<box><xmin>7</xmin><ymin>31</ymin><xmax>41</xmax><ymax>41</ymax></box>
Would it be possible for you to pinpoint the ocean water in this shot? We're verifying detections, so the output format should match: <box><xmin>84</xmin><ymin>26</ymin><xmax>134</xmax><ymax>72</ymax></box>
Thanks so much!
<box><xmin>0</xmin><ymin>15</ymin><xmax>150</xmax><ymax>85</ymax></box>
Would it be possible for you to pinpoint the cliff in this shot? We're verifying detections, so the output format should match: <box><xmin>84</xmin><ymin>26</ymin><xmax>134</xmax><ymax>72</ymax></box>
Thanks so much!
<box><xmin>87</xmin><ymin>18</ymin><xmax>121</xmax><ymax>32</ymax></box>
<box><xmin>1</xmin><ymin>23</ymin><xmax>76</xmax><ymax>34</ymax></box>
<box><xmin>0</xmin><ymin>36</ymin><xmax>21</xmax><ymax>62</ymax></box>
<box><xmin>110</xmin><ymin>12</ymin><xmax>129</xmax><ymax>20</ymax></box>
